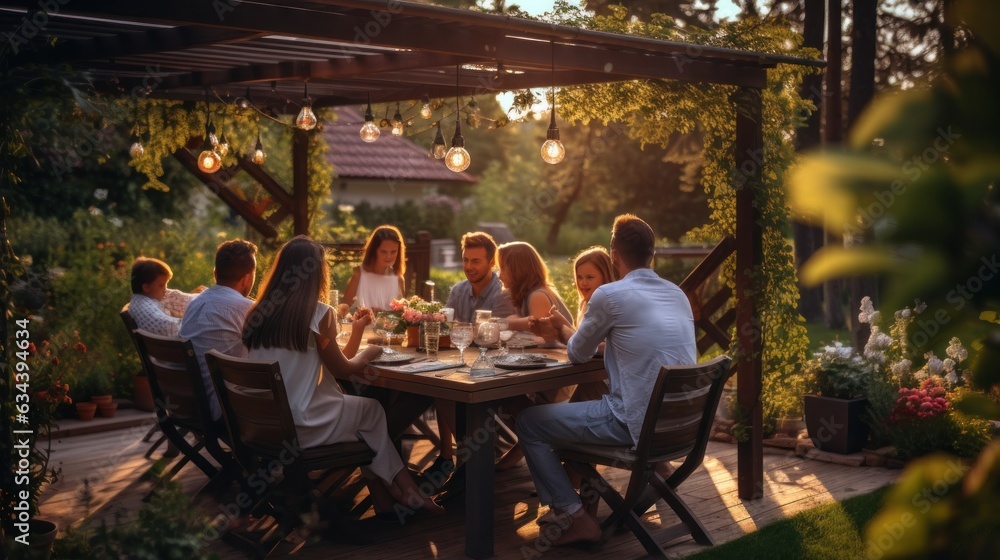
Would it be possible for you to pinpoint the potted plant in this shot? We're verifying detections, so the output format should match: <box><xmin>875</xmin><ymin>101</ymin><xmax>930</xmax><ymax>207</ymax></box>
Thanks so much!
<box><xmin>389</xmin><ymin>296</ymin><xmax>448</xmax><ymax>348</ymax></box>
<box><xmin>803</xmin><ymin>342</ymin><xmax>875</xmax><ymax>454</ymax></box>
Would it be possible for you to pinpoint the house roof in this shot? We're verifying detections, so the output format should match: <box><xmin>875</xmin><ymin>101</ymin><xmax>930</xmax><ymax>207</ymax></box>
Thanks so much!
<box><xmin>325</xmin><ymin>107</ymin><xmax>477</xmax><ymax>184</ymax></box>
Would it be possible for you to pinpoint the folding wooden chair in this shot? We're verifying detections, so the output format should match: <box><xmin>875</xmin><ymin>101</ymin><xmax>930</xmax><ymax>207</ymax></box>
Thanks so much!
<box><xmin>557</xmin><ymin>355</ymin><xmax>733</xmax><ymax>557</ymax></box>
<box><xmin>119</xmin><ymin>306</ymin><xmax>168</xmax><ymax>455</ymax></box>
<box><xmin>133</xmin><ymin>329</ymin><xmax>238</xmax><ymax>493</ymax></box>
<box><xmin>205</xmin><ymin>350</ymin><xmax>375</xmax><ymax>558</ymax></box>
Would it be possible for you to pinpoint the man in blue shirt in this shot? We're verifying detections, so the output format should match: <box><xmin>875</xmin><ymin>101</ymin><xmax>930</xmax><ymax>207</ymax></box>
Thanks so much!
<box><xmin>518</xmin><ymin>214</ymin><xmax>697</xmax><ymax>546</ymax></box>
<box><xmin>444</xmin><ymin>231</ymin><xmax>515</xmax><ymax>322</ymax></box>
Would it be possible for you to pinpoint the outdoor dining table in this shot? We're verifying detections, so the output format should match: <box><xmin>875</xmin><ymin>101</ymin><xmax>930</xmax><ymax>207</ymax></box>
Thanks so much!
<box><xmin>331</xmin><ymin>344</ymin><xmax>607</xmax><ymax>559</ymax></box>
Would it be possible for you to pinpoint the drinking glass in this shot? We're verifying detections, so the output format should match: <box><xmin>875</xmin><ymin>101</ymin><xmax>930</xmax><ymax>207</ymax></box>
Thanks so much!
<box><xmin>450</xmin><ymin>322</ymin><xmax>474</xmax><ymax>366</ymax></box>
<box><xmin>470</xmin><ymin>321</ymin><xmax>500</xmax><ymax>378</ymax></box>
<box><xmin>424</xmin><ymin>321</ymin><xmax>441</xmax><ymax>361</ymax></box>
<box><xmin>474</xmin><ymin>309</ymin><xmax>492</xmax><ymax>328</ymax></box>
<box><xmin>493</xmin><ymin>317</ymin><xmax>512</xmax><ymax>356</ymax></box>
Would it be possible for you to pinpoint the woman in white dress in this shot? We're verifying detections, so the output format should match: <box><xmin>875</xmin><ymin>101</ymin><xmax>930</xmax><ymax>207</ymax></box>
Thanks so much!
<box><xmin>341</xmin><ymin>225</ymin><xmax>406</xmax><ymax>313</ymax></box>
<box><xmin>242</xmin><ymin>236</ymin><xmax>443</xmax><ymax>517</ymax></box>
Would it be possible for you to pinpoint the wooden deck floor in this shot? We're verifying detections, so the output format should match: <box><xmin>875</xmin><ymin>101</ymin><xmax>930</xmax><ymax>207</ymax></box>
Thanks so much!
<box><xmin>38</xmin><ymin>420</ymin><xmax>899</xmax><ymax>559</ymax></box>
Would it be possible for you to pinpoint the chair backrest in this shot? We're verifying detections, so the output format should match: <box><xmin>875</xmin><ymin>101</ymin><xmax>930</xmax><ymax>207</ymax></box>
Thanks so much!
<box><xmin>635</xmin><ymin>355</ymin><xmax>733</xmax><ymax>468</ymax></box>
<box><xmin>204</xmin><ymin>350</ymin><xmax>299</xmax><ymax>460</ymax></box>
<box><xmin>133</xmin><ymin>329</ymin><xmax>214</xmax><ymax>432</ymax></box>
<box><xmin>120</xmin><ymin>304</ymin><xmax>152</xmax><ymax>376</ymax></box>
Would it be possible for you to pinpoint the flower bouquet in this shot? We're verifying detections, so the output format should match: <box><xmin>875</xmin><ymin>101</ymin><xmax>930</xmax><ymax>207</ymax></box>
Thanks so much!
<box><xmin>388</xmin><ymin>296</ymin><xmax>449</xmax><ymax>347</ymax></box>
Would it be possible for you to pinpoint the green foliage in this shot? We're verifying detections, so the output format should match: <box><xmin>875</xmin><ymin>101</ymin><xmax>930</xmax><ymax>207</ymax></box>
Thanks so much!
<box><xmin>351</xmin><ymin>198</ymin><xmax>458</xmax><ymax>239</ymax></box>
<box><xmin>552</xmin><ymin>5</ymin><xmax>818</xmax><ymax>430</ymax></box>
<box><xmin>803</xmin><ymin>343</ymin><xmax>876</xmax><ymax>399</ymax></box>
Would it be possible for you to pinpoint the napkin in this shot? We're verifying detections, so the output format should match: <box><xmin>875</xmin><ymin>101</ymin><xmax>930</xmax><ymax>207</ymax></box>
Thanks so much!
<box><xmin>380</xmin><ymin>360</ymin><xmax>456</xmax><ymax>374</ymax></box>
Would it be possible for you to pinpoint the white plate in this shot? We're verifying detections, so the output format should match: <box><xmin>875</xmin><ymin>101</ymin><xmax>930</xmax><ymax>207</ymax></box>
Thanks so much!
<box><xmin>493</xmin><ymin>354</ymin><xmax>557</xmax><ymax>370</ymax></box>
<box><xmin>370</xmin><ymin>353</ymin><xmax>416</xmax><ymax>365</ymax></box>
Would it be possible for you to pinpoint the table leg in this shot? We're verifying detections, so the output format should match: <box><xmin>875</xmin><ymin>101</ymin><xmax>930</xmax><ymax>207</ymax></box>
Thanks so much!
<box><xmin>463</xmin><ymin>401</ymin><xmax>496</xmax><ymax>559</ymax></box>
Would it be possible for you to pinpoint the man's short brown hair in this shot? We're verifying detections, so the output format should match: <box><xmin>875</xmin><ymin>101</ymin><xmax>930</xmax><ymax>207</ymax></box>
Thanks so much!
<box><xmin>215</xmin><ymin>239</ymin><xmax>258</xmax><ymax>283</ymax></box>
<box><xmin>611</xmin><ymin>214</ymin><xmax>655</xmax><ymax>269</ymax></box>
<box><xmin>130</xmin><ymin>257</ymin><xmax>171</xmax><ymax>294</ymax></box>
<box><xmin>460</xmin><ymin>231</ymin><xmax>498</xmax><ymax>263</ymax></box>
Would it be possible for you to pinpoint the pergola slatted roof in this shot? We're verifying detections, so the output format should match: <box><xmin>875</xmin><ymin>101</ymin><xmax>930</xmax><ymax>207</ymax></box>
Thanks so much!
<box><xmin>3</xmin><ymin>2</ymin><xmax>823</xmax><ymax>557</ymax></box>
<box><xmin>2</xmin><ymin>0</ymin><xmax>819</xmax><ymax>109</ymax></box>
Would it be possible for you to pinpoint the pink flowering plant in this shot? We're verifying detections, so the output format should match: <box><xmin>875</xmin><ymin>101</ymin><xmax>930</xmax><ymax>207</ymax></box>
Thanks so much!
<box><xmin>857</xmin><ymin>297</ymin><xmax>991</xmax><ymax>458</ymax></box>
<box><xmin>388</xmin><ymin>296</ymin><xmax>447</xmax><ymax>333</ymax></box>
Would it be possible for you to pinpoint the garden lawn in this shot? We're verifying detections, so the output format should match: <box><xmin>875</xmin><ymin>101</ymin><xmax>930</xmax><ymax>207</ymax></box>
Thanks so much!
<box><xmin>805</xmin><ymin>321</ymin><xmax>851</xmax><ymax>353</ymax></box>
<box><xmin>686</xmin><ymin>486</ymin><xmax>890</xmax><ymax>560</ymax></box>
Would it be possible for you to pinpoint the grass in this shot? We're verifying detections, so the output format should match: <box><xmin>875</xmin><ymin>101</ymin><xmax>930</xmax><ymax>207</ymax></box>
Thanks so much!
<box><xmin>805</xmin><ymin>321</ymin><xmax>851</xmax><ymax>353</ymax></box>
<box><xmin>686</xmin><ymin>486</ymin><xmax>890</xmax><ymax>560</ymax></box>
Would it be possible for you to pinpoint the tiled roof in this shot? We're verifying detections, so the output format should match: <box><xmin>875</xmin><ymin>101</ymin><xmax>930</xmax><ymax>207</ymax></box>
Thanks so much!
<box><xmin>324</xmin><ymin>107</ymin><xmax>477</xmax><ymax>184</ymax></box>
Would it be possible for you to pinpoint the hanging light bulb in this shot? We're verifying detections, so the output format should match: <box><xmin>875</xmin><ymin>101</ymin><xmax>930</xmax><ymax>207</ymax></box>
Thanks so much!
<box><xmin>197</xmin><ymin>120</ymin><xmax>222</xmax><ymax>173</ymax></box>
<box><xmin>129</xmin><ymin>138</ymin><xmax>144</xmax><ymax>158</ymax></box>
<box><xmin>251</xmin><ymin>131</ymin><xmax>266</xmax><ymax>165</ymax></box>
<box><xmin>391</xmin><ymin>102</ymin><xmax>405</xmax><ymax>136</ymax></box>
<box><xmin>360</xmin><ymin>94</ymin><xmax>380</xmax><ymax>143</ymax></box>
<box><xmin>295</xmin><ymin>82</ymin><xmax>318</xmax><ymax>130</ymax></box>
<box><xmin>217</xmin><ymin>132</ymin><xmax>230</xmax><ymax>157</ymax></box>
<box><xmin>206</xmin><ymin>120</ymin><xmax>219</xmax><ymax>147</ymax></box>
<box><xmin>235</xmin><ymin>87</ymin><xmax>252</xmax><ymax>112</ymax></box>
<box><xmin>379</xmin><ymin>106</ymin><xmax>391</xmax><ymax>129</ymax></box>
<box><xmin>431</xmin><ymin>123</ymin><xmax>447</xmax><ymax>159</ymax></box>
<box><xmin>420</xmin><ymin>94</ymin><xmax>433</xmax><ymax>119</ymax></box>
<box><xmin>445</xmin><ymin>67</ymin><xmax>470</xmax><ymax>172</ymax></box>
<box><xmin>445</xmin><ymin>117</ymin><xmax>470</xmax><ymax>172</ymax></box>
<box><xmin>540</xmin><ymin>44</ymin><xmax>566</xmax><ymax>165</ymax></box>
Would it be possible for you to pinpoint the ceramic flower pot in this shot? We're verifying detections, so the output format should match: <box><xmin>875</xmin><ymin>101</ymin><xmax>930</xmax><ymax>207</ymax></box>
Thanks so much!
<box><xmin>97</xmin><ymin>401</ymin><xmax>118</xmax><ymax>418</ymax></box>
<box><xmin>75</xmin><ymin>401</ymin><xmax>97</xmax><ymax>421</ymax></box>
<box><xmin>90</xmin><ymin>394</ymin><xmax>113</xmax><ymax>406</ymax></box>
<box><xmin>132</xmin><ymin>375</ymin><xmax>155</xmax><ymax>412</ymax></box>
<box><xmin>804</xmin><ymin>395</ymin><xmax>870</xmax><ymax>454</ymax></box>
<box><xmin>405</xmin><ymin>325</ymin><xmax>420</xmax><ymax>348</ymax></box>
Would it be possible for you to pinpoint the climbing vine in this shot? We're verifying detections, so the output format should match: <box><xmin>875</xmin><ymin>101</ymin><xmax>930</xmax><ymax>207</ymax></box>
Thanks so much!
<box><xmin>550</xmin><ymin>4</ymin><xmax>818</xmax><ymax>426</ymax></box>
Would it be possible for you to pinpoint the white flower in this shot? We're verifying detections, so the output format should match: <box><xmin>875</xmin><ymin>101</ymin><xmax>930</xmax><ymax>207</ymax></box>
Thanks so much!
<box><xmin>914</xmin><ymin>368</ymin><xmax>929</xmax><ymax>382</ymax></box>
<box><xmin>946</xmin><ymin>337</ymin><xmax>968</xmax><ymax>362</ymax></box>
<box><xmin>943</xmin><ymin>358</ymin><xmax>956</xmax><ymax>372</ymax></box>
<box><xmin>924</xmin><ymin>352</ymin><xmax>944</xmax><ymax>375</ymax></box>
<box><xmin>161</xmin><ymin>218</ymin><xmax>176</xmax><ymax>226</ymax></box>
<box><xmin>890</xmin><ymin>359</ymin><xmax>912</xmax><ymax>377</ymax></box>
<box><xmin>870</xmin><ymin>311</ymin><xmax>881</xmax><ymax>324</ymax></box>
<box><xmin>89</xmin><ymin>206</ymin><xmax>103</xmax><ymax>216</ymax></box>
<box><xmin>338</xmin><ymin>204</ymin><xmax>355</xmax><ymax>213</ymax></box>
<box><xmin>945</xmin><ymin>370</ymin><xmax>959</xmax><ymax>386</ymax></box>
<box><xmin>914</xmin><ymin>300</ymin><xmax>927</xmax><ymax>314</ymax></box>
<box><xmin>858</xmin><ymin>296</ymin><xmax>875</xmax><ymax>323</ymax></box>
<box><xmin>93</xmin><ymin>188</ymin><xmax>109</xmax><ymax>200</ymax></box>
<box><xmin>900</xmin><ymin>309</ymin><xmax>912</xmax><ymax>319</ymax></box>
<box><xmin>108</xmin><ymin>217</ymin><xmax>123</xmax><ymax>228</ymax></box>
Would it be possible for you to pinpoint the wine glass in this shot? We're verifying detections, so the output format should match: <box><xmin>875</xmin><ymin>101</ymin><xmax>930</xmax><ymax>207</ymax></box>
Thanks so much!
<box><xmin>374</xmin><ymin>312</ymin><xmax>398</xmax><ymax>350</ymax></box>
<box><xmin>493</xmin><ymin>317</ymin><xmax>512</xmax><ymax>356</ymax></box>
<box><xmin>470</xmin><ymin>321</ymin><xmax>500</xmax><ymax>378</ymax></box>
<box><xmin>450</xmin><ymin>322</ymin><xmax>474</xmax><ymax>366</ymax></box>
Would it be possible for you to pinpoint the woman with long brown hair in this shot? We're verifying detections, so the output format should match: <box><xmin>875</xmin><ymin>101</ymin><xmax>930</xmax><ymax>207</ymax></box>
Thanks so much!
<box><xmin>572</xmin><ymin>246</ymin><xmax>617</xmax><ymax>324</ymax></box>
<box><xmin>496</xmin><ymin>241</ymin><xmax>573</xmax><ymax>333</ymax></box>
<box><xmin>342</xmin><ymin>225</ymin><xmax>406</xmax><ymax>312</ymax></box>
<box><xmin>243</xmin><ymin>236</ymin><xmax>442</xmax><ymax>517</ymax></box>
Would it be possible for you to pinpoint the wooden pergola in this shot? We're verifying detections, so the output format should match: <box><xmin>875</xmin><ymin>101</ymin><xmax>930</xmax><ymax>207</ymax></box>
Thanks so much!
<box><xmin>2</xmin><ymin>0</ymin><xmax>821</xmax><ymax>518</ymax></box>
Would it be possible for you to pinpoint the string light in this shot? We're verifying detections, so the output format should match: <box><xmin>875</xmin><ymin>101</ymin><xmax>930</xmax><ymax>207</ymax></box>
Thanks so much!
<box><xmin>360</xmin><ymin>93</ymin><xmax>380</xmax><ymax>142</ymax></box>
<box><xmin>431</xmin><ymin>123</ymin><xmax>446</xmax><ymax>159</ymax></box>
<box><xmin>444</xmin><ymin>67</ymin><xmax>470</xmax><ymax>172</ymax></box>
<box><xmin>295</xmin><ymin>82</ymin><xmax>318</xmax><ymax>130</ymax></box>
<box><xmin>129</xmin><ymin>138</ymin><xmax>144</xmax><ymax>158</ymax></box>
<box><xmin>251</xmin><ymin>128</ymin><xmax>266</xmax><ymax>165</ymax></box>
<box><xmin>420</xmin><ymin>94</ymin><xmax>433</xmax><ymax>119</ymax></box>
<box><xmin>391</xmin><ymin>102</ymin><xmax>405</xmax><ymax>136</ymax></box>
<box><xmin>541</xmin><ymin>42</ymin><xmax>566</xmax><ymax>164</ymax></box>
<box><xmin>197</xmin><ymin>99</ymin><xmax>222</xmax><ymax>173</ymax></box>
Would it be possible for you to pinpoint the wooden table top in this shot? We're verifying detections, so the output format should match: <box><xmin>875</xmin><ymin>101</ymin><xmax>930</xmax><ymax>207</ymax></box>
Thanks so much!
<box><xmin>332</xmin><ymin>346</ymin><xmax>607</xmax><ymax>404</ymax></box>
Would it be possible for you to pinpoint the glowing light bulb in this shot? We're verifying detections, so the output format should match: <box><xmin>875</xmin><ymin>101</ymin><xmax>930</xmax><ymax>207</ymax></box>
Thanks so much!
<box><xmin>295</xmin><ymin>102</ymin><xmax>317</xmax><ymax>130</ymax></box>
<box><xmin>129</xmin><ymin>141</ymin><xmax>144</xmax><ymax>158</ymax></box>
<box><xmin>216</xmin><ymin>134</ymin><xmax>230</xmax><ymax>157</ymax></box>
<box><xmin>420</xmin><ymin>95</ymin><xmax>432</xmax><ymax>119</ymax></box>
<box><xmin>251</xmin><ymin>135</ymin><xmax>266</xmax><ymax>165</ymax></box>
<box><xmin>445</xmin><ymin>147</ymin><xmax>471</xmax><ymax>172</ymax></box>
<box><xmin>360</xmin><ymin>121</ymin><xmax>380</xmax><ymax>142</ymax></box>
<box><xmin>198</xmin><ymin>149</ymin><xmax>222</xmax><ymax>173</ymax></box>
<box><xmin>541</xmin><ymin>139</ymin><xmax>565</xmax><ymax>164</ymax></box>
<box><xmin>391</xmin><ymin>103</ymin><xmax>404</xmax><ymax>136</ymax></box>
<box><xmin>431</xmin><ymin>125</ymin><xmax>446</xmax><ymax>159</ymax></box>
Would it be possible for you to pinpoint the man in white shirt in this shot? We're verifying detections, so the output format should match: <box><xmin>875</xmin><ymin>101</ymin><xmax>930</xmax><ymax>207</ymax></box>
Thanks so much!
<box><xmin>519</xmin><ymin>214</ymin><xmax>697</xmax><ymax>546</ymax></box>
<box><xmin>179</xmin><ymin>239</ymin><xmax>258</xmax><ymax>420</ymax></box>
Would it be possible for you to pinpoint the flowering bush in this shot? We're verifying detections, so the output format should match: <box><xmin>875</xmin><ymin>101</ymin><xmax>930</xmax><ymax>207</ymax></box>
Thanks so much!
<box><xmin>388</xmin><ymin>296</ymin><xmax>446</xmax><ymax>333</ymax></box>
<box><xmin>857</xmin><ymin>297</ymin><xmax>990</xmax><ymax>458</ymax></box>
<box><xmin>804</xmin><ymin>341</ymin><xmax>875</xmax><ymax>399</ymax></box>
